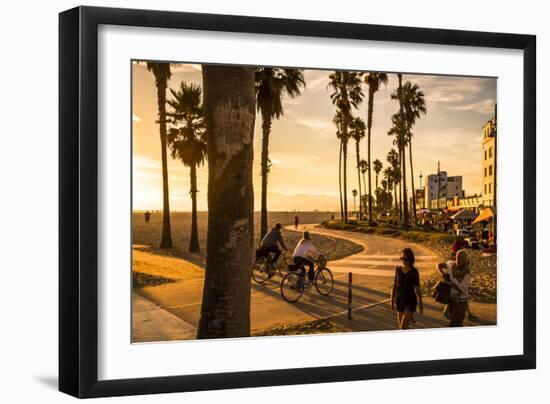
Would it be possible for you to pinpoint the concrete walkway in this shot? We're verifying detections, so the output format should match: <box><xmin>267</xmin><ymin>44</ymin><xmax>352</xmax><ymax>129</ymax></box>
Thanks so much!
<box><xmin>132</xmin><ymin>293</ymin><xmax>196</xmax><ymax>342</ymax></box>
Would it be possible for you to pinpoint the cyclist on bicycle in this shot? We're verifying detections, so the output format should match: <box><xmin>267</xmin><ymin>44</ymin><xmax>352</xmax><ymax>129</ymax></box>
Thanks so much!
<box><xmin>292</xmin><ymin>231</ymin><xmax>319</xmax><ymax>286</ymax></box>
<box><xmin>258</xmin><ymin>223</ymin><xmax>288</xmax><ymax>264</ymax></box>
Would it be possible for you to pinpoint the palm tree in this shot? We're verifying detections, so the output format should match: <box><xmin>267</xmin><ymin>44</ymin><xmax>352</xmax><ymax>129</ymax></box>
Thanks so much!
<box><xmin>334</xmin><ymin>111</ymin><xmax>345</xmax><ymax>220</ymax></box>
<box><xmin>197</xmin><ymin>65</ymin><xmax>256</xmax><ymax>339</ymax></box>
<box><xmin>146</xmin><ymin>62</ymin><xmax>173</xmax><ymax>248</ymax></box>
<box><xmin>349</xmin><ymin>117</ymin><xmax>366</xmax><ymax>219</ymax></box>
<box><xmin>373</xmin><ymin>159</ymin><xmax>383</xmax><ymax>210</ymax></box>
<box><xmin>359</xmin><ymin>159</ymin><xmax>368</xmax><ymax>214</ymax></box>
<box><xmin>328</xmin><ymin>71</ymin><xmax>364</xmax><ymax>222</ymax></box>
<box><xmin>364</xmin><ymin>73</ymin><xmax>388</xmax><ymax>224</ymax></box>
<box><xmin>256</xmin><ymin>68</ymin><xmax>305</xmax><ymax>239</ymax></box>
<box><xmin>352</xmin><ymin>189</ymin><xmax>358</xmax><ymax>217</ymax></box>
<box><xmin>387</xmin><ymin>112</ymin><xmax>406</xmax><ymax>220</ymax></box>
<box><xmin>399</xmin><ymin>81</ymin><xmax>427</xmax><ymax>222</ymax></box>
<box><xmin>383</xmin><ymin>167</ymin><xmax>396</xmax><ymax>214</ymax></box>
<box><xmin>386</xmin><ymin>148</ymin><xmax>400</xmax><ymax>217</ymax></box>
<box><xmin>391</xmin><ymin>74</ymin><xmax>409</xmax><ymax>227</ymax></box>
<box><xmin>166</xmin><ymin>82</ymin><xmax>207</xmax><ymax>253</ymax></box>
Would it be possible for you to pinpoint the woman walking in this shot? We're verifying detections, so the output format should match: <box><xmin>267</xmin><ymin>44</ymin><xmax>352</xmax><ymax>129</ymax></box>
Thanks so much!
<box><xmin>391</xmin><ymin>248</ymin><xmax>424</xmax><ymax>329</ymax></box>
<box><xmin>437</xmin><ymin>249</ymin><xmax>471</xmax><ymax>327</ymax></box>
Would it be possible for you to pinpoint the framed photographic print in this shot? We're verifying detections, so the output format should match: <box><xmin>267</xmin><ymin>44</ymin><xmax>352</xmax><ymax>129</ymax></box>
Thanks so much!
<box><xmin>59</xmin><ymin>6</ymin><xmax>536</xmax><ymax>398</ymax></box>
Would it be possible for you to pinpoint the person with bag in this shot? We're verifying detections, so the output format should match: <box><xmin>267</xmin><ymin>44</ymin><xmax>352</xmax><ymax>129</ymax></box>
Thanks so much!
<box><xmin>436</xmin><ymin>249</ymin><xmax>471</xmax><ymax>327</ymax></box>
<box><xmin>390</xmin><ymin>248</ymin><xmax>424</xmax><ymax>329</ymax></box>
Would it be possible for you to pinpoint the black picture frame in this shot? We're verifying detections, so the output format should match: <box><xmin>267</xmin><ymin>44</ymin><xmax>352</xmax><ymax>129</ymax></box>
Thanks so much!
<box><xmin>59</xmin><ymin>5</ymin><xmax>536</xmax><ymax>398</ymax></box>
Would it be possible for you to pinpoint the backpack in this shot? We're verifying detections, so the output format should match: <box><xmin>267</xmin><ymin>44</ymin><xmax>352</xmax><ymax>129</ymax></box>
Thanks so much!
<box><xmin>432</xmin><ymin>280</ymin><xmax>451</xmax><ymax>304</ymax></box>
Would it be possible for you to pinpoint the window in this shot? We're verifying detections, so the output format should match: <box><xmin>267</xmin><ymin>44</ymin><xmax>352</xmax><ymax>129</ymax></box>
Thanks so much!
<box><xmin>489</xmin><ymin>147</ymin><xmax>493</xmax><ymax>158</ymax></box>
<box><xmin>484</xmin><ymin>167</ymin><xmax>487</xmax><ymax>177</ymax></box>
<box><xmin>488</xmin><ymin>183</ymin><xmax>492</xmax><ymax>194</ymax></box>
<box><xmin>489</xmin><ymin>165</ymin><xmax>493</xmax><ymax>176</ymax></box>
<box><xmin>484</xmin><ymin>184</ymin><xmax>487</xmax><ymax>194</ymax></box>
<box><xmin>484</xmin><ymin>150</ymin><xmax>487</xmax><ymax>160</ymax></box>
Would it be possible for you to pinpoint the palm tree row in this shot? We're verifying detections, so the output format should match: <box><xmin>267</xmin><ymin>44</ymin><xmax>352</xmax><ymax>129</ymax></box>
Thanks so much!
<box><xmin>329</xmin><ymin>71</ymin><xmax>394</xmax><ymax>224</ymax></box>
<box><xmin>387</xmin><ymin>77</ymin><xmax>427</xmax><ymax>224</ymax></box>
<box><xmin>144</xmin><ymin>63</ymin><xmax>304</xmax><ymax>338</ymax></box>
<box><xmin>146</xmin><ymin>63</ymin><xmax>306</xmax><ymax>251</ymax></box>
<box><xmin>328</xmin><ymin>71</ymin><xmax>363</xmax><ymax>222</ymax></box>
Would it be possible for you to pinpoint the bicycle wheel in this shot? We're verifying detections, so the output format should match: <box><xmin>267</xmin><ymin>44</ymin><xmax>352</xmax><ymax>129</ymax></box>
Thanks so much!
<box><xmin>315</xmin><ymin>268</ymin><xmax>334</xmax><ymax>296</ymax></box>
<box><xmin>280</xmin><ymin>272</ymin><xmax>304</xmax><ymax>303</ymax></box>
<box><xmin>251</xmin><ymin>260</ymin><xmax>271</xmax><ymax>284</ymax></box>
<box><xmin>277</xmin><ymin>256</ymin><xmax>290</xmax><ymax>278</ymax></box>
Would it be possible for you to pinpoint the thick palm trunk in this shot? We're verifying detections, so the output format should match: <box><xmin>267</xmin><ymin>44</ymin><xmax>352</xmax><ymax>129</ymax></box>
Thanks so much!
<box><xmin>156</xmin><ymin>80</ymin><xmax>173</xmax><ymax>249</ymax></box>
<box><xmin>260</xmin><ymin>115</ymin><xmax>271</xmax><ymax>239</ymax></box>
<box><xmin>189</xmin><ymin>164</ymin><xmax>200</xmax><ymax>253</ymax></box>
<box><xmin>355</xmin><ymin>141</ymin><xmax>362</xmax><ymax>220</ymax></box>
<box><xmin>408</xmin><ymin>138</ymin><xmax>417</xmax><ymax>224</ymax></box>
<box><xmin>197</xmin><ymin>65</ymin><xmax>255</xmax><ymax>339</ymax></box>
<box><xmin>339</xmin><ymin>141</ymin><xmax>344</xmax><ymax>221</ymax></box>
<box><xmin>367</xmin><ymin>89</ymin><xmax>374</xmax><ymax>224</ymax></box>
<box><xmin>398</xmin><ymin>75</ymin><xmax>409</xmax><ymax>227</ymax></box>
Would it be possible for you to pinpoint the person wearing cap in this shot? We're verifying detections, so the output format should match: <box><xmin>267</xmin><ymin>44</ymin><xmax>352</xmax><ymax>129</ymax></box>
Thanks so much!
<box><xmin>292</xmin><ymin>231</ymin><xmax>319</xmax><ymax>286</ymax></box>
<box><xmin>259</xmin><ymin>223</ymin><xmax>288</xmax><ymax>264</ymax></box>
<box><xmin>390</xmin><ymin>248</ymin><xmax>424</xmax><ymax>329</ymax></box>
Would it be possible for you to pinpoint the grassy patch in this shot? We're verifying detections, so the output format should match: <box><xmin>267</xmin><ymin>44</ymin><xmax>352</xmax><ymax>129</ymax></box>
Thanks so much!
<box><xmin>252</xmin><ymin>319</ymin><xmax>338</xmax><ymax>337</ymax></box>
<box><xmin>133</xmin><ymin>271</ymin><xmax>176</xmax><ymax>288</ymax></box>
<box><xmin>320</xmin><ymin>220</ymin><xmax>457</xmax><ymax>244</ymax></box>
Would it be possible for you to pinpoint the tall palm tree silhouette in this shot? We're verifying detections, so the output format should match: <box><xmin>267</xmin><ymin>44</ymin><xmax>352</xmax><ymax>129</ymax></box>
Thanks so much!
<box><xmin>146</xmin><ymin>62</ymin><xmax>173</xmax><ymax>248</ymax></box>
<box><xmin>349</xmin><ymin>117</ymin><xmax>366</xmax><ymax>219</ymax></box>
<box><xmin>399</xmin><ymin>81</ymin><xmax>427</xmax><ymax>221</ymax></box>
<box><xmin>255</xmin><ymin>68</ymin><xmax>305</xmax><ymax>239</ymax></box>
<box><xmin>386</xmin><ymin>149</ymin><xmax>400</xmax><ymax>217</ymax></box>
<box><xmin>387</xmin><ymin>114</ymin><xmax>405</xmax><ymax>220</ymax></box>
<box><xmin>167</xmin><ymin>81</ymin><xmax>207</xmax><ymax>253</ymax></box>
<box><xmin>391</xmin><ymin>74</ymin><xmax>409</xmax><ymax>227</ymax></box>
<box><xmin>328</xmin><ymin>71</ymin><xmax>363</xmax><ymax>222</ymax></box>
<box><xmin>364</xmin><ymin>73</ymin><xmax>388</xmax><ymax>223</ymax></box>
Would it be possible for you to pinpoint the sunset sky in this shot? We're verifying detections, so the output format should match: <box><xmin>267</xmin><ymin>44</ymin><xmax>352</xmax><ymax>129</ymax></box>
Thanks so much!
<box><xmin>132</xmin><ymin>62</ymin><xmax>496</xmax><ymax>212</ymax></box>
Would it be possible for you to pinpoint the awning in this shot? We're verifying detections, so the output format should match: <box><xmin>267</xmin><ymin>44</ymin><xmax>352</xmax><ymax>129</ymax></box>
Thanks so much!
<box><xmin>473</xmin><ymin>207</ymin><xmax>495</xmax><ymax>224</ymax></box>
<box><xmin>451</xmin><ymin>209</ymin><xmax>478</xmax><ymax>220</ymax></box>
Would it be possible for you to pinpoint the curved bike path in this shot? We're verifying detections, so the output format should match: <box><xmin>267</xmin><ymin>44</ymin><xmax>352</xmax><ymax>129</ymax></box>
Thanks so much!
<box><xmin>133</xmin><ymin>225</ymin><xmax>496</xmax><ymax>342</ymax></box>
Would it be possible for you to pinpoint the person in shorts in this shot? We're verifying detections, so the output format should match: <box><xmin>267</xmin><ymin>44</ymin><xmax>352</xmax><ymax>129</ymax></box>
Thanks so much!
<box><xmin>390</xmin><ymin>248</ymin><xmax>424</xmax><ymax>329</ymax></box>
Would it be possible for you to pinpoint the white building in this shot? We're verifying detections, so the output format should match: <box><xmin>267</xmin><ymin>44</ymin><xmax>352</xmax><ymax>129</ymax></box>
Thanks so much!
<box><xmin>424</xmin><ymin>171</ymin><xmax>463</xmax><ymax>210</ymax></box>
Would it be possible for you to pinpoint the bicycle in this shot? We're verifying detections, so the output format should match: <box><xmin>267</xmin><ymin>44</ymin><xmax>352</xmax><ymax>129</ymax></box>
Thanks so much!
<box><xmin>251</xmin><ymin>251</ymin><xmax>291</xmax><ymax>284</ymax></box>
<box><xmin>280</xmin><ymin>255</ymin><xmax>334</xmax><ymax>303</ymax></box>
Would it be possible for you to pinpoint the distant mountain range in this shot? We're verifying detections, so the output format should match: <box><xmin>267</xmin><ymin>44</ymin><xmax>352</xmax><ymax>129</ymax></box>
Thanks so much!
<box><xmin>135</xmin><ymin>192</ymin><xmax>351</xmax><ymax>212</ymax></box>
<box><xmin>256</xmin><ymin>192</ymin><xmax>343</xmax><ymax>212</ymax></box>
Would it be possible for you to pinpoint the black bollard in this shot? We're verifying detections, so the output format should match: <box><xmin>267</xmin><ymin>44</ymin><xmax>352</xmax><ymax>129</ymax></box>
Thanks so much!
<box><xmin>348</xmin><ymin>272</ymin><xmax>353</xmax><ymax>320</ymax></box>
